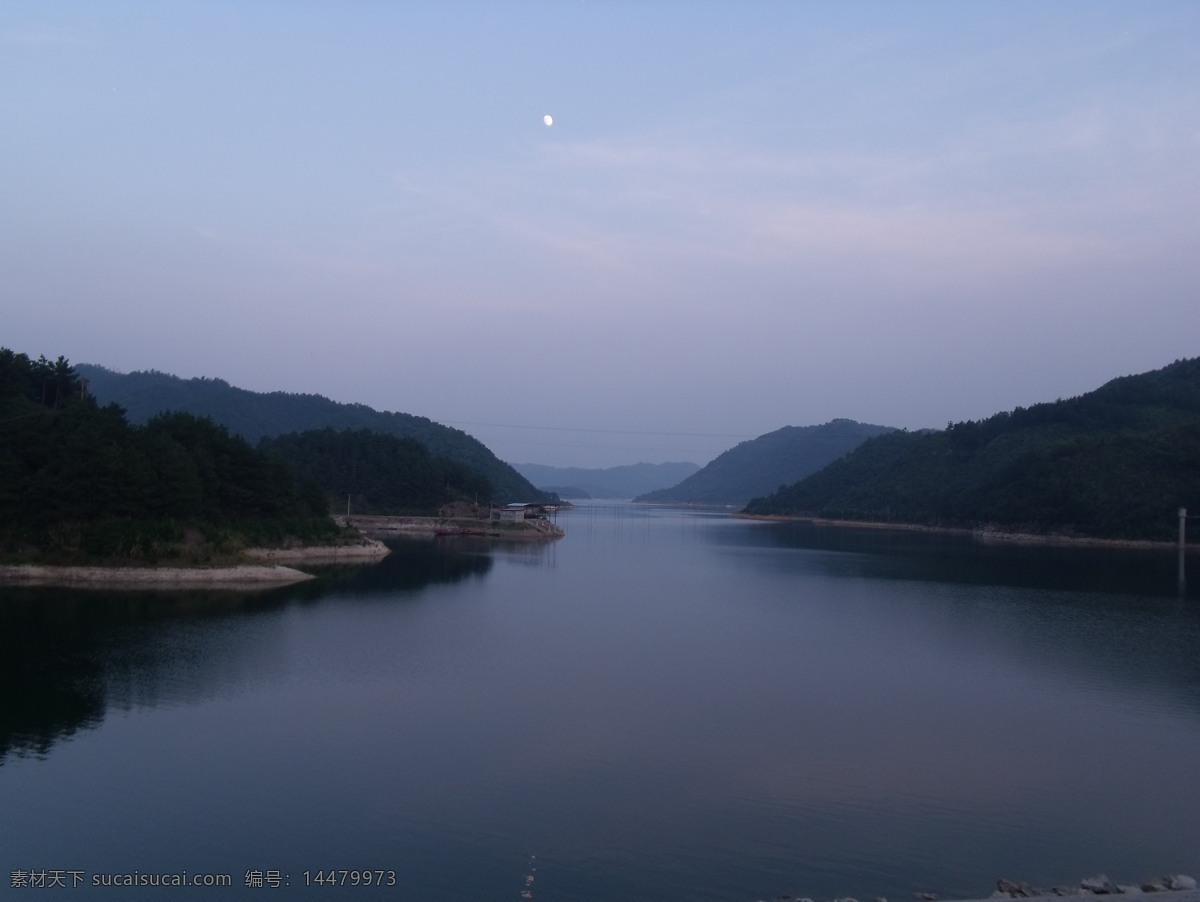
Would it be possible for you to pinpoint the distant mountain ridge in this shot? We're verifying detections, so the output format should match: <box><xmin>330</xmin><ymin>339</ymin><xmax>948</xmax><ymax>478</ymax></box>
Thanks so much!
<box><xmin>635</xmin><ymin>419</ymin><xmax>896</xmax><ymax>506</ymax></box>
<box><xmin>513</xmin><ymin>461</ymin><xmax>701</xmax><ymax>499</ymax></box>
<box><xmin>77</xmin><ymin>365</ymin><xmax>552</xmax><ymax>505</ymax></box>
<box><xmin>743</xmin><ymin>357</ymin><xmax>1200</xmax><ymax>542</ymax></box>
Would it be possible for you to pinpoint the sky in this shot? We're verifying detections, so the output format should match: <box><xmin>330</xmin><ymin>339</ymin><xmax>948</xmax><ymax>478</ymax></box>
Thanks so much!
<box><xmin>3</xmin><ymin>1</ymin><xmax>1199</xmax><ymax>468</ymax></box>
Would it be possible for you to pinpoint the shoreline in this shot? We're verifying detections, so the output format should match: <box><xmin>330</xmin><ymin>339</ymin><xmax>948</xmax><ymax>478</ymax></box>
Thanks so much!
<box><xmin>732</xmin><ymin>513</ymin><xmax>1195</xmax><ymax>552</ymax></box>
<box><xmin>0</xmin><ymin>539</ymin><xmax>391</xmax><ymax>590</ymax></box>
<box><xmin>338</xmin><ymin>514</ymin><xmax>564</xmax><ymax>540</ymax></box>
<box><xmin>244</xmin><ymin>537</ymin><xmax>391</xmax><ymax>562</ymax></box>
<box><xmin>0</xmin><ymin>563</ymin><xmax>317</xmax><ymax>589</ymax></box>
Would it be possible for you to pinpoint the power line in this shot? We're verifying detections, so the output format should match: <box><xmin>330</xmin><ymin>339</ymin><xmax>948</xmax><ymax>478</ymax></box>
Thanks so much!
<box><xmin>441</xmin><ymin>419</ymin><xmax>754</xmax><ymax>440</ymax></box>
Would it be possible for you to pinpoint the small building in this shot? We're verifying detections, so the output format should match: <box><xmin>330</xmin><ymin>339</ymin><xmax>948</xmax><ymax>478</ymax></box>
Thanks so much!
<box><xmin>494</xmin><ymin>502</ymin><xmax>556</xmax><ymax>522</ymax></box>
<box><xmin>496</xmin><ymin>502</ymin><xmax>532</xmax><ymax>522</ymax></box>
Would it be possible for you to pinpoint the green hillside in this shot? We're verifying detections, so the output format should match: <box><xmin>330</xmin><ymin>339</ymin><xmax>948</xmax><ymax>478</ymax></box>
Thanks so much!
<box><xmin>635</xmin><ymin>419</ymin><xmax>895</xmax><ymax>506</ymax></box>
<box><xmin>261</xmin><ymin>428</ymin><xmax>491</xmax><ymax>516</ymax></box>
<box><xmin>76</xmin><ymin>364</ymin><xmax>552</xmax><ymax>505</ymax></box>
<box><xmin>1</xmin><ymin>350</ymin><xmax>338</xmax><ymax>561</ymax></box>
<box><xmin>743</xmin><ymin>357</ymin><xmax>1200</xmax><ymax>542</ymax></box>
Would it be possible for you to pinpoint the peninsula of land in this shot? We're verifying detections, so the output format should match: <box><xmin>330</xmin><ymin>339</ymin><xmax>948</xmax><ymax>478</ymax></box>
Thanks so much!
<box><xmin>1</xmin><ymin>348</ymin><xmax>548</xmax><ymax>590</ymax></box>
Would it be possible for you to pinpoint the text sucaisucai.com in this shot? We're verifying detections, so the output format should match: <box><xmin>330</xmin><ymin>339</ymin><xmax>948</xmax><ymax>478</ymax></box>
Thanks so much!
<box><xmin>10</xmin><ymin>869</ymin><xmax>233</xmax><ymax>888</ymax></box>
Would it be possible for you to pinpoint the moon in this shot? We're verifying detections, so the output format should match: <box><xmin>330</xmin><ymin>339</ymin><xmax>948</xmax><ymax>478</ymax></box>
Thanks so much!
<box><xmin>543</xmin><ymin>114</ymin><xmax>554</xmax><ymax>127</ymax></box>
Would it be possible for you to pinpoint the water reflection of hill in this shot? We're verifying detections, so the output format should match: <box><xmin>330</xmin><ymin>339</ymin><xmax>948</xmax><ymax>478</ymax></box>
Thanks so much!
<box><xmin>282</xmin><ymin>537</ymin><xmax>494</xmax><ymax>599</ymax></box>
<box><xmin>0</xmin><ymin>540</ymin><xmax>492</xmax><ymax>763</ymax></box>
<box><xmin>721</xmin><ymin>520</ymin><xmax>1193</xmax><ymax>597</ymax></box>
<box><xmin>713</xmin><ymin>520</ymin><xmax>1200</xmax><ymax>718</ymax></box>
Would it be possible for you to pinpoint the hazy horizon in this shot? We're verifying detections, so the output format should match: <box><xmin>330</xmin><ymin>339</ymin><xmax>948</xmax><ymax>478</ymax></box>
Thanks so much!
<box><xmin>6</xmin><ymin>1</ymin><xmax>1198</xmax><ymax>467</ymax></box>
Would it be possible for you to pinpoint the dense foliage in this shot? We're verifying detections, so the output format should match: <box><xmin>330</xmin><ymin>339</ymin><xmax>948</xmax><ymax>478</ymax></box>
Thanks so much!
<box><xmin>260</xmin><ymin>428</ymin><xmax>491</xmax><ymax>515</ymax></box>
<box><xmin>743</xmin><ymin>358</ymin><xmax>1200</xmax><ymax>542</ymax></box>
<box><xmin>636</xmin><ymin>419</ymin><xmax>895</xmax><ymax>505</ymax></box>
<box><xmin>76</xmin><ymin>364</ymin><xmax>553</xmax><ymax>504</ymax></box>
<box><xmin>1</xmin><ymin>349</ymin><xmax>337</xmax><ymax>561</ymax></box>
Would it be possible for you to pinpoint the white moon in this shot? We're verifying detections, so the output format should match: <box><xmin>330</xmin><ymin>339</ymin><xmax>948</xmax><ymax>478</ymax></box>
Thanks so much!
<box><xmin>543</xmin><ymin>114</ymin><xmax>554</xmax><ymax>126</ymax></box>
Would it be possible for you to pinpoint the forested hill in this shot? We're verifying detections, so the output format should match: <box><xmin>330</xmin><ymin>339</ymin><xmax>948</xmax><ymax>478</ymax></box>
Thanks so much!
<box><xmin>634</xmin><ymin>419</ymin><xmax>896</xmax><ymax>506</ymax></box>
<box><xmin>1</xmin><ymin>350</ymin><xmax>337</xmax><ymax>560</ymax></box>
<box><xmin>743</xmin><ymin>357</ymin><xmax>1200</xmax><ymax>542</ymax></box>
<box><xmin>261</xmin><ymin>429</ymin><xmax>491</xmax><ymax>516</ymax></box>
<box><xmin>77</xmin><ymin>365</ymin><xmax>551</xmax><ymax>505</ymax></box>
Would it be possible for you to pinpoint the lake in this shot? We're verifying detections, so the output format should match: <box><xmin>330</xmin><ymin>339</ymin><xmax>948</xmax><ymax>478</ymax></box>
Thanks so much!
<box><xmin>2</xmin><ymin>502</ymin><xmax>1199</xmax><ymax>901</ymax></box>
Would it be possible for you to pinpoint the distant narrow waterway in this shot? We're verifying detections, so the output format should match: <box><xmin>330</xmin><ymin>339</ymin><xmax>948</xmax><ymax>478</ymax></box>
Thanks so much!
<box><xmin>2</xmin><ymin>502</ymin><xmax>1198</xmax><ymax>901</ymax></box>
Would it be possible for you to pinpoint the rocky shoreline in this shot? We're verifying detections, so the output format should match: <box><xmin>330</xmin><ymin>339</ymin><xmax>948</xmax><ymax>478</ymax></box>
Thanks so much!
<box><xmin>758</xmin><ymin>874</ymin><xmax>1198</xmax><ymax>902</ymax></box>
<box><xmin>991</xmin><ymin>874</ymin><xmax>1198</xmax><ymax>898</ymax></box>
<box><xmin>0</xmin><ymin>538</ymin><xmax>390</xmax><ymax>590</ymax></box>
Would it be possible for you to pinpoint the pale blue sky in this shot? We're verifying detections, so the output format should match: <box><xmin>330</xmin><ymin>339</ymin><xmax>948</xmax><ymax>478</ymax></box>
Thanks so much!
<box><xmin>4</xmin><ymin>1</ymin><xmax>1198</xmax><ymax>467</ymax></box>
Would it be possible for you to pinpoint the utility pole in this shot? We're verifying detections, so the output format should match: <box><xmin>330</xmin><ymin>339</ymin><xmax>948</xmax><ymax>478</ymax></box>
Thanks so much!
<box><xmin>1181</xmin><ymin>508</ymin><xmax>1190</xmax><ymax>595</ymax></box>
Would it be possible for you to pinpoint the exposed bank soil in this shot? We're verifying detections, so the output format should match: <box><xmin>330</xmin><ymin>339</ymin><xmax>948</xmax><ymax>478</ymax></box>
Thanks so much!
<box><xmin>0</xmin><ymin>538</ymin><xmax>391</xmax><ymax>590</ymax></box>
<box><xmin>338</xmin><ymin>514</ymin><xmax>564</xmax><ymax>539</ymax></box>
<box><xmin>244</xmin><ymin>537</ymin><xmax>391</xmax><ymax>562</ymax></box>
<box><xmin>0</xmin><ymin>563</ymin><xmax>316</xmax><ymax>589</ymax></box>
<box><xmin>733</xmin><ymin>513</ymin><xmax>1193</xmax><ymax>552</ymax></box>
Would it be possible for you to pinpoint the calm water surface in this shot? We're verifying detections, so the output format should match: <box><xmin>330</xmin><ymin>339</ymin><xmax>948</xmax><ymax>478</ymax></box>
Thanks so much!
<box><xmin>3</xmin><ymin>502</ymin><xmax>1199</xmax><ymax>901</ymax></box>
